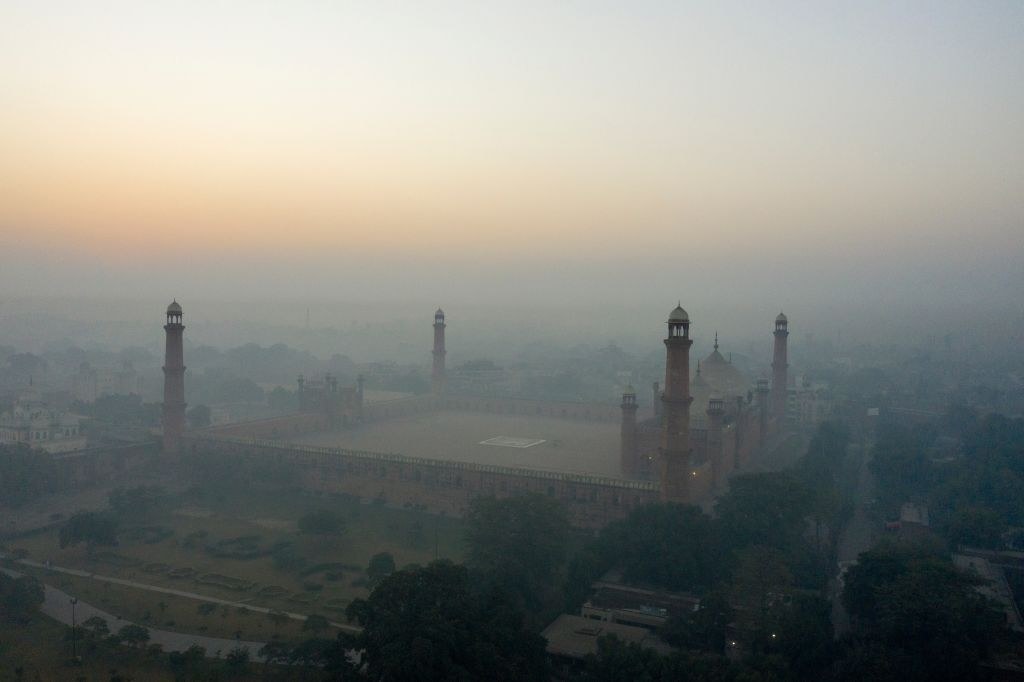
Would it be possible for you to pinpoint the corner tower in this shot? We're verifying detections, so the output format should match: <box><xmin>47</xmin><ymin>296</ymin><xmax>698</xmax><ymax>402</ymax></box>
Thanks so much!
<box><xmin>660</xmin><ymin>304</ymin><xmax>693</xmax><ymax>503</ymax></box>
<box><xmin>162</xmin><ymin>300</ymin><xmax>186</xmax><ymax>454</ymax></box>
<box><xmin>432</xmin><ymin>308</ymin><xmax>447</xmax><ymax>395</ymax></box>
<box><xmin>771</xmin><ymin>312</ymin><xmax>789</xmax><ymax>426</ymax></box>
<box><xmin>620</xmin><ymin>385</ymin><xmax>639</xmax><ymax>476</ymax></box>
<box><xmin>706</xmin><ymin>397</ymin><xmax>725</xmax><ymax>489</ymax></box>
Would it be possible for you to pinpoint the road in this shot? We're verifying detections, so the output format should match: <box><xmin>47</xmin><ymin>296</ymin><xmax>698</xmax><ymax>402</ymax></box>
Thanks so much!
<box><xmin>830</xmin><ymin>437</ymin><xmax>876</xmax><ymax>637</ymax></box>
<box><xmin>2</xmin><ymin>566</ymin><xmax>269</xmax><ymax>660</ymax></box>
<box><xmin>1</xmin><ymin>552</ymin><xmax>358</xmax><ymax>634</ymax></box>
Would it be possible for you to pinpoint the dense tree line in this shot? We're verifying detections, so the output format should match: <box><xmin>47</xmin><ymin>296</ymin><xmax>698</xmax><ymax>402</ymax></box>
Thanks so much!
<box><xmin>838</xmin><ymin>543</ymin><xmax>1007</xmax><ymax>682</ymax></box>
<box><xmin>872</xmin><ymin>408</ymin><xmax>1024</xmax><ymax>549</ymax></box>
<box><xmin>0</xmin><ymin>443</ymin><xmax>60</xmax><ymax>507</ymax></box>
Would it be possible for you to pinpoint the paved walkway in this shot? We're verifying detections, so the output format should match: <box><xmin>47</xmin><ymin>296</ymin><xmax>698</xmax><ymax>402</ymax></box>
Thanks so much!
<box><xmin>2</xmin><ymin>553</ymin><xmax>358</xmax><ymax>634</ymax></box>
<box><xmin>1</xmin><ymin>551</ymin><xmax>361</xmax><ymax>661</ymax></box>
<box><xmin>2</xmin><ymin>566</ymin><xmax>268</xmax><ymax>660</ymax></box>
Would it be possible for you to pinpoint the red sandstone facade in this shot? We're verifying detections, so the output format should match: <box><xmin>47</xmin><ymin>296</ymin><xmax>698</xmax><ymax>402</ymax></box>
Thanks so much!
<box><xmin>772</xmin><ymin>312</ymin><xmax>789</xmax><ymax>424</ymax></box>
<box><xmin>162</xmin><ymin>301</ymin><xmax>186</xmax><ymax>454</ymax></box>
<box><xmin>660</xmin><ymin>305</ymin><xmax>693</xmax><ymax>503</ymax></box>
<box><xmin>432</xmin><ymin>308</ymin><xmax>447</xmax><ymax>395</ymax></box>
<box><xmin>169</xmin><ymin>304</ymin><xmax>792</xmax><ymax>527</ymax></box>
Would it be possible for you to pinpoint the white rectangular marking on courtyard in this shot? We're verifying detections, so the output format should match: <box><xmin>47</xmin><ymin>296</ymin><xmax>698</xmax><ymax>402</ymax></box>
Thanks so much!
<box><xmin>479</xmin><ymin>436</ymin><xmax>546</xmax><ymax>448</ymax></box>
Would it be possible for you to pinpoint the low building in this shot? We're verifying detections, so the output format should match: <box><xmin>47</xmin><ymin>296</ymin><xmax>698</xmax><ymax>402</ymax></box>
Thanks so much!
<box><xmin>543</xmin><ymin>613</ymin><xmax>673</xmax><ymax>678</ymax></box>
<box><xmin>71</xmin><ymin>361</ymin><xmax>143</xmax><ymax>403</ymax></box>
<box><xmin>580</xmin><ymin>581</ymin><xmax>699</xmax><ymax>629</ymax></box>
<box><xmin>953</xmin><ymin>553</ymin><xmax>1024</xmax><ymax>633</ymax></box>
<box><xmin>0</xmin><ymin>388</ymin><xmax>87</xmax><ymax>453</ymax></box>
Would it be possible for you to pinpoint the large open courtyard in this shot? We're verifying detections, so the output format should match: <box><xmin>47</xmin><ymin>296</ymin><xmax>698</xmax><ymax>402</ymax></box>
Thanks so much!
<box><xmin>288</xmin><ymin>411</ymin><xmax>623</xmax><ymax>477</ymax></box>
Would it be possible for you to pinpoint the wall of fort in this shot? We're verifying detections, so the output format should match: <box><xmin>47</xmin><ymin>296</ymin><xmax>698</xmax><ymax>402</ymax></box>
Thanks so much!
<box><xmin>181</xmin><ymin>391</ymin><xmax>774</xmax><ymax>528</ymax></box>
<box><xmin>182</xmin><ymin>435</ymin><xmax>659</xmax><ymax>528</ymax></box>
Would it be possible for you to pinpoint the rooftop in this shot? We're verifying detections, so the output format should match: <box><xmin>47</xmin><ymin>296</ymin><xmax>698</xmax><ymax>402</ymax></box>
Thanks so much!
<box><xmin>542</xmin><ymin>614</ymin><xmax>673</xmax><ymax>660</ymax></box>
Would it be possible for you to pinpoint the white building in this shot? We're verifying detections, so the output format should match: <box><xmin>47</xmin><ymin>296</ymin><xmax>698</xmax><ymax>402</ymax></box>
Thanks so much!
<box><xmin>0</xmin><ymin>388</ymin><xmax>87</xmax><ymax>453</ymax></box>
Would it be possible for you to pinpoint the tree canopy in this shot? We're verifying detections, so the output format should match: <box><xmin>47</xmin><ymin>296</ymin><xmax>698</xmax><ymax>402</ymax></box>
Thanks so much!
<box><xmin>297</xmin><ymin>508</ymin><xmax>346</xmax><ymax>536</ymax></box>
<box><xmin>464</xmin><ymin>494</ymin><xmax>570</xmax><ymax>611</ymax></box>
<box><xmin>346</xmin><ymin>560</ymin><xmax>548</xmax><ymax>682</ymax></box>
<box><xmin>59</xmin><ymin>510</ymin><xmax>119</xmax><ymax>552</ymax></box>
<box><xmin>598</xmin><ymin>503</ymin><xmax>718</xmax><ymax>591</ymax></box>
<box><xmin>841</xmin><ymin>544</ymin><xmax>1007</xmax><ymax>681</ymax></box>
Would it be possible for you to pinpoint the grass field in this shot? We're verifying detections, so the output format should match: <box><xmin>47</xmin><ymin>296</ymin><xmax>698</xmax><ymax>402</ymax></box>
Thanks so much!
<box><xmin>5</xmin><ymin>486</ymin><xmax>466</xmax><ymax>643</ymax></box>
<box><xmin>0</xmin><ymin>614</ymin><xmax>180</xmax><ymax>682</ymax></box>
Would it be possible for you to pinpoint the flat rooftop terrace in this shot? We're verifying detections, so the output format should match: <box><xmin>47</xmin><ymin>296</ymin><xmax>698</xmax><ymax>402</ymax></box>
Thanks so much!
<box><xmin>286</xmin><ymin>411</ymin><xmax>622</xmax><ymax>477</ymax></box>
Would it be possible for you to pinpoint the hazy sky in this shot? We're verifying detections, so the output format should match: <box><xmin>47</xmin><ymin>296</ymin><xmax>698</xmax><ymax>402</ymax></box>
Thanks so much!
<box><xmin>1</xmin><ymin>1</ymin><xmax>1021</xmax><ymax>310</ymax></box>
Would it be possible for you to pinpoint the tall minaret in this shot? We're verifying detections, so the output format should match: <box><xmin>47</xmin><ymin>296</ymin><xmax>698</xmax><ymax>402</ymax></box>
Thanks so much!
<box><xmin>706</xmin><ymin>397</ymin><xmax>725</xmax><ymax>489</ymax></box>
<box><xmin>620</xmin><ymin>385</ymin><xmax>639</xmax><ymax>476</ymax></box>
<box><xmin>162</xmin><ymin>300</ymin><xmax>186</xmax><ymax>454</ymax></box>
<box><xmin>660</xmin><ymin>304</ymin><xmax>693</xmax><ymax>503</ymax></box>
<box><xmin>432</xmin><ymin>308</ymin><xmax>447</xmax><ymax>395</ymax></box>
<box><xmin>771</xmin><ymin>312</ymin><xmax>789</xmax><ymax>426</ymax></box>
<box><xmin>756</xmin><ymin>377</ymin><xmax>770</xmax><ymax>444</ymax></box>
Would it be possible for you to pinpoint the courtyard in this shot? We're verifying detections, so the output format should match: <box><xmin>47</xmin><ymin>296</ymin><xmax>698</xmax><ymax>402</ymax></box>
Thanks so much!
<box><xmin>288</xmin><ymin>410</ymin><xmax>623</xmax><ymax>477</ymax></box>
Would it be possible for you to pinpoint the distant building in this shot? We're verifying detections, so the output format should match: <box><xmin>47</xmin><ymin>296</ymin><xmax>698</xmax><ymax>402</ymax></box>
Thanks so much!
<box><xmin>542</xmin><ymin>613</ymin><xmax>673</xmax><ymax>677</ymax></box>
<box><xmin>0</xmin><ymin>387</ymin><xmax>87</xmax><ymax>453</ymax></box>
<box><xmin>580</xmin><ymin>581</ymin><xmax>700</xmax><ymax>629</ymax></box>
<box><xmin>953</xmin><ymin>553</ymin><xmax>1024</xmax><ymax>633</ymax></box>
<box><xmin>788</xmin><ymin>376</ymin><xmax>833</xmax><ymax>427</ymax></box>
<box><xmin>72</xmin><ymin>361</ymin><xmax>143</xmax><ymax>403</ymax></box>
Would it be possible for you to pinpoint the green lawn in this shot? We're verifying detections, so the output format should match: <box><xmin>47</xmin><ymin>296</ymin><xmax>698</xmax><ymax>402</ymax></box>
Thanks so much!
<box><xmin>6</xmin><ymin>487</ymin><xmax>465</xmax><ymax>642</ymax></box>
<box><xmin>0</xmin><ymin>613</ymin><xmax>179</xmax><ymax>682</ymax></box>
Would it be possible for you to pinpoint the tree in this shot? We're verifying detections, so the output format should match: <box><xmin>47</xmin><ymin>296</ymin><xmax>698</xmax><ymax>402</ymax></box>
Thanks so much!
<box><xmin>168</xmin><ymin>644</ymin><xmax>206</xmax><ymax>679</ymax></box>
<box><xmin>841</xmin><ymin>545</ymin><xmax>916</xmax><ymax>623</ymax></box>
<box><xmin>267</xmin><ymin>386</ymin><xmax>297</xmax><ymax>412</ymax></box>
<box><xmin>346</xmin><ymin>560</ymin><xmax>548</xmax><ymax>681</ymax></box>
<box><xmin>59</xmin><ymin>511</ymin><xmax>119</xmax><ymax>553</ymax></box>
<box><xmin>303</xmin><ymin>613</ymin><xmax>330</xmax><ymax>637</ymax></box>
<box><xmin>660</xmin><ymin>587</ymin><xmax>733</xmax><ymax>654</ymax></box>
<box><xmin>81</xmin><ymin>616</ymin><xmax>110</xmax><ymax>639</ymax></box>
<box><xmin>840</xmin><ymin>546</ymin><xmax>1008</xmax><ymax>681</ymax></box>
<box><xmin>297</xmin><ymin>509</ymin><xmax>346</xmax><ymax>536</ymax></box>
<box><xmin>0</xmin><ymin>573</ymin><xmax>44</xmax><ymax>623</ymax></box>
<box><xmin>464</xmin><ymin>494</ymin><xmax>570</xmax><ymax>610</ymax></box>
<box><xmin>366</xmin><ymin>552</ymin><xmax>396</xmax><ymax>586</ymax></box>
<box><xmin>715</xmin><ymin>472</ymin><xmax>813</xmax><ymax>554</ymax></box>
<box><xmin>0</xmin><ymin>443</ymin><xmax>59</xmax><ymax>507</ymax></box>
<box><xmin>730</xmin><ymin>545</ymin><xmax>793</xmax><ymax>654</ymax></box>
<box><xmin>597</xmin><ymin>503</ymin><xmax>719</xmax><ymax>591</ymax></box>
<box><xmin>108</xmin><ymin>485</ymin><xmax>164</xmax><ymax>517</ymax></box>
<box><xmin>267</xmin><ymin>610</ymin><xmax>289</xmax><ymax>630</ymax></box>
<box><xmin>187</xmin><ymin>404</ymin><xmax>212</xmax><ymax>429</ymax></box>
<box><xmin>116</xmin><ymin>624</ymin><xmax>150</xmax><ymax>648</ymax></box>
<box><xmin>776</xmin><ymin>594</ymin><xmax>835</xmax><ymax>679</ymax></box>
<box><xmin>224</xmin><ymin>647</ymin><xmax>250</xmax><ymax>675</ymax></box>
<box><xmin>581</xmin><ymin>635</ymin><xmax>663</xmax><ymax>682</ymax></box>
<box><xmin>945</xmin><ymin>506</ymin><xmax>1006</xmax><ymax>550</ymax></box>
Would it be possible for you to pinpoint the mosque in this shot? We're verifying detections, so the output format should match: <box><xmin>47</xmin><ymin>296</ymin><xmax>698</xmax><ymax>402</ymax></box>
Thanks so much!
<box><xmin>167</xmin><ymin>301</ymin><xmax>790</xmax><ymax>525</ymax></box>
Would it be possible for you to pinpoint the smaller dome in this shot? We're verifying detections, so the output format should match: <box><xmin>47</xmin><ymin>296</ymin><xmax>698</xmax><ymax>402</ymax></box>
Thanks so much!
<box><xmin>668</xmin><ymin>304</ymin><xmax>689</xmax><ymax>323</ymax></box>
<box><xmin>167</xmin><ymin>300</ymin><xmax>182</xmax><ymax>315</ymax></box>
<box><xmin>776</xmin><ymin>311</ymin><xmax>787</xmax><ymax>323</ymax></box>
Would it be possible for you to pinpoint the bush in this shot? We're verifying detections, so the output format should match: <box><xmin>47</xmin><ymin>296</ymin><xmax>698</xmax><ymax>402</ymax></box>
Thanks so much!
<box><xmin>297</xmin><ymin>509</ymin><xmax>346</xmax><ymax>536</ymax></box>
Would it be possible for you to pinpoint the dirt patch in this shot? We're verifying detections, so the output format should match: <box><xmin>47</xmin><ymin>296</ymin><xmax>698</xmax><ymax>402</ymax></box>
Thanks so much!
<box><xmin>173</xmin><ymin>507</ymin><xmax>214</xmax><ymax>518</ymax></box>
<box><xmin>253</xmin><ymin>518</ymin><xmax>293</xmax><ymax>531</ymax></box>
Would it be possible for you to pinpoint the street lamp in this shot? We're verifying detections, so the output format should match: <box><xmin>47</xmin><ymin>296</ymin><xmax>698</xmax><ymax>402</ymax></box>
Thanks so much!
<box><xmin>70</xmin><ymin>597</ymin><xmax>79</xmax><ymax>662</ymax></box>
